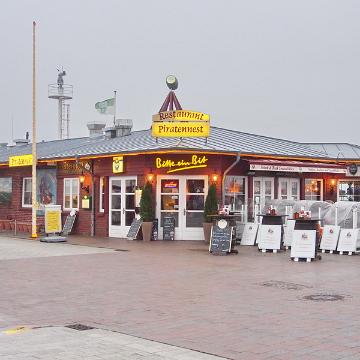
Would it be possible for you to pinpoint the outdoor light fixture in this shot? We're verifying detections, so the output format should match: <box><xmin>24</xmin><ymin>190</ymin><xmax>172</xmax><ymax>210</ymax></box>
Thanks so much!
<box><xmin>79</xmin><ymin>174</ymin><xmax>89</xmax><ymax>193</ymax></box>
<box><xmin>147</xmin><ymin>173</ymin><xmax>154</xmax><ymax>182</ymax></box>
<box><xmin>212</xmin><ymin>174</ymin><xmax>218</xmax><ymax>182</ymax></box>
<box><xmin>166</xmin><ymin>75</ymin><xmax>178</xmax><ymax>90</ymax></box>
<box><xmin>330</xmin><ymin>179</ymin><xmax>336</xmax><ymax>194</ymax></box>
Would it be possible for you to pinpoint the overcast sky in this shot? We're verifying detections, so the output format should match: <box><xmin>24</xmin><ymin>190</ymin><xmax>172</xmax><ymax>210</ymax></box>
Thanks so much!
<box><xmin>1</xmin><ymin>0</ymin><xmax>360</xmax><ymax>144</ymax></box>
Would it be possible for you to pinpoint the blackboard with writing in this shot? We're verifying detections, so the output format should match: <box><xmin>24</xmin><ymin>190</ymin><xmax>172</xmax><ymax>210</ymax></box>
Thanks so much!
<box><xmin>127</xmin><ymin>218</ymin><xmax>143</xmax><ymax>240</ymax></box>
<box><xmin>163</xmin><ymin>216</ymin><xmax>175</xmax><ymax>241</ymax></box>
<box><xmin>62</xmin><ymin>213</ymin><xmax>77</xmax><ymax>236</ymax></box>
<box><xmin>209</xmin><ymin>225</ymin><xmax>233</xmax><ymax>255</ymax></box>
<box><xmin>151</xmin><ymin>219</ymin><xmax>158</xmax><ymax>241</ymax></box>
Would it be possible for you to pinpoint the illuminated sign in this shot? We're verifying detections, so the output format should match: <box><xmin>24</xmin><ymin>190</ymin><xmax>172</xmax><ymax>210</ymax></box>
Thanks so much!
<box><xmin>152</xmin><ymin>110</ymin><xmax>210</xmax><ymax>122</ymax></box>
<box><xmin>164</xmin><ymin>181</ymin><xmax>178</xmax><ymax>188</ymax></box>
<box><xmin>113</xmin><ymin>156</ymin><xmax>124</xmax><ymax>173</ymax></box>
<box><xmin>155</xmin><ymin>155</ymin><xmax>208</xmax><ymax>173</ymax></box>
<box><xmin>9</xmin><ymin>154</ymin><xmax>33</xmax><ymax>167</ymax></box>
<box><xmin>152</xmin><ymin>122</ymin><xmax>210</xmax><ymax>138</ymax></box>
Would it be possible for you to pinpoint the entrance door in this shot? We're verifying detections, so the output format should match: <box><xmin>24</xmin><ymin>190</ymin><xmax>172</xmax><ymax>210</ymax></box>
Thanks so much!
<box><xmin>109</xmin><ymin>176</ymin><xmax>137</xmax><ymax>238</ymax></box>
<box><xmin>253</xmin><ymin>177</ymin><xmax>274</xmax><ymax>209</ymax></box>
<box><xmin>278</xmin><ymin>178</ymin><xmax>300</xmax><ymax>200</ymax></box>
<box><xmin>157</xmin><ymin>175</ymin><xmax>208</xmax><ymax>240</ymax></box>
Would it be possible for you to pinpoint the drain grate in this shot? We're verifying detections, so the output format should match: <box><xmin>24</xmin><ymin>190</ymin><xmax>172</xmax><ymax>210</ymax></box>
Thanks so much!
<box><xmin>65</xmin><ymin>324</ymin><xmax>95</xmax><ymax>331</ymax></box>
<box><xmin>114</xmin><ymin>249</ymin><xmax>129</xmax><ymax>252</ymax></box>
<box><xmin>260</xmin><ymin>280</ymin><xmax>311</xmax><ymax>291</ymax></box>
<box><xmin>303</xmin><ymin>294</ymin><xmax>345</xmax><ymax>302</ymax></box>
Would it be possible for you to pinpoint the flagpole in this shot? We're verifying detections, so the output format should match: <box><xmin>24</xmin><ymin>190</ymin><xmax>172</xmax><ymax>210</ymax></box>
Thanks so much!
<box><xmin>31</xmin><ymin>21</ymin><xmax>37</xmax><ymax>238</ymax></box>
<box><xmin>113</xmin><ymin>90</ymin><xmax>117</xmax><ymax>126</ymax></box>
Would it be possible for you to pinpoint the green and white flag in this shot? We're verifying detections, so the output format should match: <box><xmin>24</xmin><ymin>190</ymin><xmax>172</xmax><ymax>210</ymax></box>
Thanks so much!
<box><xmin>95</xmin><ymin>98</ymin><xmax>115</xmax><ymax>115</ymax></box>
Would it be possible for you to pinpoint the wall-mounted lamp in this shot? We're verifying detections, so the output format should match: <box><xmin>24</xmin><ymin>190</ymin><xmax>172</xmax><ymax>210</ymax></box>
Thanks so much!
<box><xmin>211</xmin><ymin>173</ymin><xmax>218</xmax><ymax>182</ymax></box>
<box><xmin>147</xmin><ymin>173</ymin><xmax>154</xmax><ymax>183</ymax></box>
<box><xmin>330</xmin><ymin>179</ymin><xmax>336</xmax><ymax>194</ymax></box>
<box><xmin>79</xmin><ymin>174</ymin><xmax>89</xmax><ymax>193</ymax></box>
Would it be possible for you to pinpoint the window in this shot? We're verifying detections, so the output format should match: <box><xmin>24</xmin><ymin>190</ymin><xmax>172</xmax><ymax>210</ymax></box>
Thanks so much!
<box><xmin>224</xmin><ymin>176</ymin><xmax>247</xmax><ymax>211</ymax></box>
<box><xmin>63</xmin><ymin>178</ymin><xmax>79</xmax><ymax>210</ymax></box>
<box><xmin>22</xmin><ymin>178</ymin><xmax>32</xmax><ymax>207</ymax></box>
<box><xmin>0</xmin><ymin>177</ymin><xmax>12</xmax><ymax>204</ymax></box>
<box><xmin>338</xmin><ymin>180</ymin><xmax>360</xmax><ymax>202</ymax></box>
<box><xmin>304</xmin><ymin>179</ymin><xmax>323</xmax><ymax>200</ymax></box>
<box><xmin>99</xmin><ymin>176</ymin><xmax>105</xmax><ymax>212</ymax></box>
<box><xmin>278</xmin><ymin>178</ymin><xmax>300</xmax><ymax>200</ymax></box>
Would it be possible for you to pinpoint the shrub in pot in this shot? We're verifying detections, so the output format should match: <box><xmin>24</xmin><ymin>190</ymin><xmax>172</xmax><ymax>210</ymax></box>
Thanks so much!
<box><xmin>203</xmin><ymin>183</ymin><xmax>218</xmax><ymax>244</ymax></box>
<box><xmin>139</xmin><ymin>181</ymin><xmax>155</xmax><ymax>241</ymax></box>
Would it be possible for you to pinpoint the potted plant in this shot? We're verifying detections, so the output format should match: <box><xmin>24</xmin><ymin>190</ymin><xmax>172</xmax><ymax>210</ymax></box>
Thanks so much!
<box><xmin>139</xmin><ymin>181</ymin><xmax>155</xmax><ymax>241</ymax></box>
<box><xmin>203</xmin><ymin>183</ymin><xmax>218</xmax><ymax>244</ymax></box>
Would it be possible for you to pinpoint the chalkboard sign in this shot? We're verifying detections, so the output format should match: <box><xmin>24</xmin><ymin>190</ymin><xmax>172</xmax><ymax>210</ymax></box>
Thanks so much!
<box><xmin>62</xmin><ymin>213</ymin><xmax>77</xmax><ymax>236</ymax></box>
<box><xmin>151</xmin><ymin>219</ymin><xmax>158</xmax><ymax>241</ymax></box>
<box><xmin>163</xmin><ymin>216</ymin><xmax>175</xmax><ymax>241</ymax></box>
<box><xmin>127</xmin><ymin>218</ymin><xmax>143</xmax><ymax>240</ymax></box>
<box><xmin>209</xmin><ymin>225</ymin><xmax>233</xmax><ymax>255</ymax></box>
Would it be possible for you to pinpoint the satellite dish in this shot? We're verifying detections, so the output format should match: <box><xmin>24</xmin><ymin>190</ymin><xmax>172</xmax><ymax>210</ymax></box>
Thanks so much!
<box><xmin>166</xmin><ymin>75</ymin><xmax>178</xmax><ymax>90</ymax></box>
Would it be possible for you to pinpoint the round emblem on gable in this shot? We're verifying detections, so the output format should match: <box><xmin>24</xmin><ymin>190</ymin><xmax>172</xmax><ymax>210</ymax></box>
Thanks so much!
<box><xmin>349</xmin><ymin>163</ymin><xmax>358</xmax><ymax>175</ymax></box>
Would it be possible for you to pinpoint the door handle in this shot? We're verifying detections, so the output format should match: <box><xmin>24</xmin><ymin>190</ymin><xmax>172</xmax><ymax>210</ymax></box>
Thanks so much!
<box><xmin>183</xmin><ymin>208</ymin><xmax>186</xmax><ymax>216</ymax></box>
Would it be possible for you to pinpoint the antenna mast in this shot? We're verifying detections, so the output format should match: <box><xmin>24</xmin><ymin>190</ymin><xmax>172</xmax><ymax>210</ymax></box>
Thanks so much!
<box><xmin>48</xmin><ymin>68</ymin><xmax>73</xmax><ymax>139</ymax></box>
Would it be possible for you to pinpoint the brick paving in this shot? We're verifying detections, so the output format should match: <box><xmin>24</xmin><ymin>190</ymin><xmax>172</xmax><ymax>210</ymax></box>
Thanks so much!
<box><xmin>0</xmin><ymin>326</ymin><xmax>223</xmax><ymax>359</ymax></box>
<box><xmin>0</xmin><ymin>235</ymin><xmax>360</xmax><ymax>359</ymax></box>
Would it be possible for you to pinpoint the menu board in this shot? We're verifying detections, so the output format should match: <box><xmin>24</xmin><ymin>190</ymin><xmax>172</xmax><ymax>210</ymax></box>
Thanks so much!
<box><xmin>62</xmin><ymin>213</ymin><xmax>77</xmax><ymax>236</ymax></box>
<box><xmin>127</xmin><ymin>219</ymin><xmax>143</xmax><ymax>240</ymax></box>
<box><xmin>283</xmin><ymin>220</ymin><xmax>296</xmax><ymax>247</ymax></box>
<box><xmin>257</xmin><ymin>225</ymin><xmax>282</xmax><ymax>250</ymax></box>
<box><xmin>240</xmin><ymin>223</ymin><xmax>259</xmax><ymax>246</ymax></box>
<box><xmin>209</xmin><ymin>225</ymin><xmax>233</xmax><ymax>255</ymax></box>
<box><xmin>320</xmin><ymin>225</ymin><xmax>340</xmax><ymax>251</ymax></box>
<box><xmin>291</xmin><ymin>230</ymin><xmax>316</xmax><ymax>259</ymax></box>
<box><xmin>163</xmin><ymin>216</ymin><xmax>175</xmax><ymax>241</ymax></box>
<box><xmin>337</xmin><ymin>229</ymin><xmax>359</xmax><ymax>253</ymax></box>
<box><xmin>151</xmin><ymin>219</ymin><xmax>158</xmax><ymax>241</ymax></box>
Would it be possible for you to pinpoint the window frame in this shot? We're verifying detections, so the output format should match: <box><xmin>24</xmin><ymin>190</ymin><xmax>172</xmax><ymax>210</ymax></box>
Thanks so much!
<box><xmin>63</xmin><ymin>178</ymin><xmax>79</xmax><ymax>211</ymax></box>
<box><xmin>99</xmin><ymin>176</ymin><xmax>105</xmax><ymax>213</ymax></box>
<box><xmin>22</xmin><ymin>177</ymin><xmax>32</xmax><ymax>208</ymax></box>
<box><xmin>304</xmin><ymin>178</ymin><xmax>323</xmax><ymax>201</ymax></box>
<box><xmin>337</xmin><ymin>179</ymin><xmax>360</xmax><ymax>202</ymax></box>
<box><xmin>224</xmin><ymin>175</ymin><xmax>248</xmax><ymax>210</ymax></box>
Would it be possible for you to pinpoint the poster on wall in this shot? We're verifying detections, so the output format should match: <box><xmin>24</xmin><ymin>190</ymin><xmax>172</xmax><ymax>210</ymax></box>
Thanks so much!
<box><xmin>36</xmin><ymin>169</ymin><xmax>57</xmax><ymax>214</ymax></box>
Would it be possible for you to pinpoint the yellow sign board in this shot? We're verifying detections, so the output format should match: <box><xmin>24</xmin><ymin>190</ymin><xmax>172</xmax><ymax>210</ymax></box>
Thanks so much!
<box><xmin>152</xmin><ymin>122</ymin><xmax>210</xmax><ymax>138</ymax></box>
<box><xmin>152</xmin><ymin>110</ymin><xmax>210</xmax><ymax>122</ymax></box>
<box><xmin>9</xmin><ymin>154</ymin><xmax>33</xmax><ymax>167</ymax></box>
<box><xmin>113</xmin><ymin>156</ymin><xmax>124</xmax><ymax>173</ymax></box>
<box><xmin>155</xmin><ymin>155</ymin><xmax>208</xmax><ymax>173</ymax></box>
<box><xmin>45</xmin><ymin>206</ymin><xmax>62</xmax><ymax>233</ymax></box>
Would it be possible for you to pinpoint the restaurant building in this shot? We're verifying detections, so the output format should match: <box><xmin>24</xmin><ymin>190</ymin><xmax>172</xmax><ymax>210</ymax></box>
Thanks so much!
<box><xmin>1</xmin><ymin>121</ymin><xmax>360</xmax><ymax>240</ymax></box>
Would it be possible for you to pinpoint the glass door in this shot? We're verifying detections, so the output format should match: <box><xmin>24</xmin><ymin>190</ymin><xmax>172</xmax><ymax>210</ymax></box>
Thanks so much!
<box><xmin>156</xmin><ymin>175</ymin><xmax>208</xmax><ymax>240</ymax></box>
<box><xmin>253</xmin><ymin>177</ymin><xmax>274</xmax><ymax>211</ymax></box>
<box><xmin>278</xmin><ymin>178</ymin><xmax>300</xmax><ymax>200</ymax></box>
<box><xmin>159</xmin><ymin>178</ymin><xmax>180</xmax><ymax>235</ymax></box>
<box><xmin>109</xmin><ymin>177</ymin><xmax>137</xmax><ymax>238</ymax></box>
<box><xmin>182</xmin><ymin>177</ymin><xmax>207</xmax><ymax>240</ymax></box>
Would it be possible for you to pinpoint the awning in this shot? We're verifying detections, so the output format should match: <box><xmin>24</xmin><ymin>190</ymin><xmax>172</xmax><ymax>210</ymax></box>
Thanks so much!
<box><xmin>248</xmin><ymin>159</ymin><xmax>347</xmax><ymax>174</ymax></box>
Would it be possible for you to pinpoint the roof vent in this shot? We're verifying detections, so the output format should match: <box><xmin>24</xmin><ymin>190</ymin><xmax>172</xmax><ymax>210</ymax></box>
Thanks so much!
<box><xmin>87</xmin><ymin>121</ymin><xmax>106</xmax><ymax>138</ymax></box>
<box><xmin>13</xmin><ymin>139</ymin><xmax>30</xmax><ymax>147</ymax></box>
<box><xmin>105</xmin><ymin>119</ymin><xmax>133</xmax><ymax>139</ymax></box>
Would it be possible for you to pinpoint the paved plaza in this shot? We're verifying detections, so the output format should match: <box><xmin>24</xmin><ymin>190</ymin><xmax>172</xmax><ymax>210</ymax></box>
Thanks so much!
<box><xmin>0</xmin><ymin>236</ymin><xmax>360</xmax><ymax>359</ymax></box>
